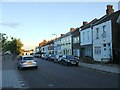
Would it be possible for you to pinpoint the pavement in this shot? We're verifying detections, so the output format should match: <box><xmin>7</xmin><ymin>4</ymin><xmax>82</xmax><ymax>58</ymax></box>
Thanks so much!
<box><xmin>1</xmin><ymin>55</ymin><xmax>29</xmax><ymax>89</ymax></box>
<box><xmin>1</xmin><ymin>55</ymin><xmax>119</xmax><ymax>89</ymax></box>
<box><xmin>79</xmin><ymin>62</ymin><xmax>120</xmax><ymax>74</ymax></box>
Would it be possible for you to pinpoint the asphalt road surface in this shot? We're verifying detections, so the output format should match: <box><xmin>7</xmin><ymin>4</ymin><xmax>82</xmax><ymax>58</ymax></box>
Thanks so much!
<box><xmin>17</xmin><ymin>58</ymin><xmax>118</xmax><ymax>88</ymax></box>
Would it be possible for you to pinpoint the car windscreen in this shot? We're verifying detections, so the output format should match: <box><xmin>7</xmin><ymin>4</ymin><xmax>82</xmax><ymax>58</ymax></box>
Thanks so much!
<box><xmin>23</xmin><ymin>57</ymin><xmax>34</xmax><ymax>60</ymax></box>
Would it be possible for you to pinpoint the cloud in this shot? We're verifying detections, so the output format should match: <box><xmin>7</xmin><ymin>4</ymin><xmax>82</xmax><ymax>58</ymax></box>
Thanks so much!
<box><xmin>0</xmin><ymin>22</ymin><xmax>20</xmax><ymax>28</ymax></box>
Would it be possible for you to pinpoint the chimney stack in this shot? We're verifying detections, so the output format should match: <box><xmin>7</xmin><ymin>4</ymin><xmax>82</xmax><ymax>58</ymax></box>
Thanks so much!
<box><xmin>106</xmin><ymin>5</ymin><xmax>114</xmax><ymax>15</ymax></box>
<box><xmin>61</xmin><ymin>34</ymin><xmax>64</xmax><ymax>37</ymax></box>
<box><xmin>70</xmin><ymin>28</ymin><xmax>76</xmax><ymax>32</ymax></box>
<box><xmin>80</xmin><ymin>21</ymin><xmax>88</xmax><ymax>29</ymax></box>
<box><xmin>83</xmin><ymin>21</ymin><xmax>88</xmax><ymax>26</ymax></box>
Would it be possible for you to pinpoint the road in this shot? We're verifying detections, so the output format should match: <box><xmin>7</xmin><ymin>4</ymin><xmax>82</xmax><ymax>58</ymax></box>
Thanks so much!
<box><xmin>17</xmin><ymin>58</ymin><xmax>118</xmax><ymax>88</ymax></box>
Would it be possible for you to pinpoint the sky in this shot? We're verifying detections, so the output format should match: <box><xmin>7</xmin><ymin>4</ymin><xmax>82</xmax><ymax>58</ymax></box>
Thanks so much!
<box><xmin>0</xmin><ymin>1</ymin><xmax>119</xmax><ymax>50</ymax></box>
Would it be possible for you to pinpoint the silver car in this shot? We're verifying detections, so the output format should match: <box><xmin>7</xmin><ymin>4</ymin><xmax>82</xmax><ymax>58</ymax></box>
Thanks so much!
<box><xmin>17</xmin><ymin>55</ymin><xmax>38</xmax><ymax>70</ymax></box>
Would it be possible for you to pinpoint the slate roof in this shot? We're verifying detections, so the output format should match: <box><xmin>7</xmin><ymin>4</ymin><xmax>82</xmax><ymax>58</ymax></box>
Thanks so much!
<box><xmin>93</xmin><ymin>10</ymin><xmax>120</xmax><ymax>26</ymax></box>
<box><xmin>80</xmin><ymin>10</ymin><xmax>120</xmax><ymax>31</ymax></box>
<box><xmin>80</xmin><ymin>18</ymin><xmax>98</xmax><ymax>30</ymax></box>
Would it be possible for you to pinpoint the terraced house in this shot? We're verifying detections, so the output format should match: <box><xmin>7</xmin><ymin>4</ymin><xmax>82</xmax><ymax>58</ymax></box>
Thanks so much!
<box><xmin>93</xmin><ymin>5</ymin><xmax>120</xmax><ymax>64</ymax></box>
<box><xmin>60</xmin><ymin>29</ymin><xmax>73</xmax><ymax>55</ymax></box>
<box><xmin>80</xmin><ymin>19</ymin><xmax>98</xmax><ymax>62</ymax></box>
<box><xmin>71</xmin><ymin>28</ymin><xmax>80</xmax><ymax>59</ymax></box>
<box><xmin>54</xmin><ymin>34</ymin><xmax>64</xmax><ymax>55</ymax></box>
<box><xmin>38</xmin><ymin>4</ymin><xmax>119</xmax><ymax>64</ymax></box>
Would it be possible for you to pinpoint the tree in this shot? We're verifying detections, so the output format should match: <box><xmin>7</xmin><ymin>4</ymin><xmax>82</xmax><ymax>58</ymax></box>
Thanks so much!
<box><xmin>0</xmin><ymin>33</ymin><xmax>8</xmax><ymax>52</ymax></box>
<box><xmin>5</xmin><ymin>38</ymin><xmax>23</xmax><ymax>55</ymax></box>
<box><xmin>0</xmin><ymin>33</ymin><xmax>23</xmax><ymax>55</ymax></box>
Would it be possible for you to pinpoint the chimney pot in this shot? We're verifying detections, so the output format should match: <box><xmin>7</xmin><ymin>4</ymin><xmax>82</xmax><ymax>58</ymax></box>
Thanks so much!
<box><xmin>70</xmin><ymin>28</ymin><xmax>75</xmax><ymax>31</ymax></box>
<box><xmin>61</xmin><ymin>34</ymin><xmax>64</xmax><ymax>36</ymax></box>
<box><xmin>83</xmin><ymin>21</ymin><xmax>88</xmax><ymax>26</ymax></box>
<box><xmin>106</xmin><ymin>5</ymin><xmax>114</xmax><ymax>15</ymax></box>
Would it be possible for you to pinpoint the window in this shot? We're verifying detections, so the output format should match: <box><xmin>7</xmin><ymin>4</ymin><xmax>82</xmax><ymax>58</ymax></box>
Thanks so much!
<box><xmin>66</xmin><ymin>38</ymin><xmax>68</xmax><ymax>42</ymax></box>
<box><xmin>102</xmin><ymin>25</ymin><xmax>106</xmax><ymax>38</ymax></box>
<box><xmin>67</xmin><ymin>50</ymin><xmax>69</xmax><ymax>54</ymax></box>
<box><xmin>103</xmin><ymin>44</ymin><xmax>106</xmax><ymax>47</ymax></box>
<box><xmin>23</xmin><ymin>57</ymin><xmax>34</xmax><ymax>60</ymax></box>
<box><xmin>73</xmin><ymin>38</ymin><xmax>76</xmax><ymax>44</ymax></box>
<box><xmin>104</xmin><ymin>48</ymin><xmax>106</xmax><ymax>50</ymax></box>
<box><xmin>73</xmin><ymin>36</ymin><xmax>79</xmax><ymax>44</ymax></box>
<box><xmin>77</xmin><ymin>37</ymin><xmax>79</xmax><ymax>43</ymax></box>
<box><xmin>94</xmin><ymin>46</ymin><xmax>101</xmax><ymax>55</ymax></box>
<box><xmin>108</xmin><ymin>43</ymin><xmax>110</xmax><ymax>46</ymax></box>
<box><xmin>83</xmin><ymin>32</ymin><xmax>85</xmax><ymax>41</ymax></box>
<box><xmin>96</xmin><ymin>28</ymin><xmax>99</xmax><ymax>39</ymax></box>
<box><xmin>73</xmin><ymin>49</ymin><xmax>80</xmax><ymax>57</ymax></box>
<box><xmin>87</xmin><ymin>31</ymin><xmax>90</xmax><ymax>40</ymax></box>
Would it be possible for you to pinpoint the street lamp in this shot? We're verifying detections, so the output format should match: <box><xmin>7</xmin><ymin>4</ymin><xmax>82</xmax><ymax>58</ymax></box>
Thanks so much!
<box><xmin>52</xmin><ymin>34</ymin><xmax>57</xmax><ymax>38</ymax></box>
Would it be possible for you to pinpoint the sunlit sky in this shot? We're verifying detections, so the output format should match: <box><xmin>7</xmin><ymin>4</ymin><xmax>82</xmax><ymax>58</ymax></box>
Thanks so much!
<box><xmin>0</xmin><ymin>1</ymin><xmax>119</xmax><ymax>50</ymax></box>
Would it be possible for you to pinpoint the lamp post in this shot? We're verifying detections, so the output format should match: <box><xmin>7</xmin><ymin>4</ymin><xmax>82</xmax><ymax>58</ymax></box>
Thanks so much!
<box><xmin>52</xmin><ymin>34</ymin><xmax>57</xmax><ymax>55</ymax></box>
<box><xmin>52</xmin><ymin>34</ymin><xmax>57</xmax><ymax>38</ymax></box>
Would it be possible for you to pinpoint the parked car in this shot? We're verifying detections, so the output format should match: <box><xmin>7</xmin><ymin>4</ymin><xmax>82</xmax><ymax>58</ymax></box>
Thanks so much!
<box><xmin>60</xmin><ymin>55</ymin><xmax>79</xmax><ymax>66</ymax></box>
<box><xmin>47</xmin><ymin>54</ymin><xmax>55</xmax><ymax>61</ymax></box>
<box><xmin>38</xmin><ymin>54</ymin><xmax>41</xmax><ymax>58</ymax></box>
<box><xmin>44</xmin><ymin>54</ymin><xmax>49</xmax><ymax>60</ymax></box>
<box><xmin>41</xmin><ymin>54</ymin><xmax>45</xmax><ymax>59</ymax></box>
<box><xmin>17</xmin><ymin>55</ymin><xmax>38</xmax><ymax>70</ymax></box>
<box><xmin>53</xmin><ymin>55</ymin><xmax>63</xmax><ymax>63</ymax></box>
<box><xmin>34</xmin><ymin>54</ymin><xmax>40</xmax><ymax>58</ymax></box>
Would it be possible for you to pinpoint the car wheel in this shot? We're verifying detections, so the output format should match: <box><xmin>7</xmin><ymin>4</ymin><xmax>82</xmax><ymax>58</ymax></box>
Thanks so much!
<box><xmin>76</xmin><ymin>63</ymin><xmax>79</xmax><ymax>66</ymax></box>
<box><xmin>65</xmin><ymin>62</ymin><xmax>68</xmax><ymax>66</ymax></box>
<box><xmin>64</xmin><ymin>61</ymin><xmax>67</xmax><ymax>66</ymax></box>
<box><xmin>17</xmin><ymin>66</ymin><xmax>20</xmax><ymax>69</ymax></box>
<box><xmin>35</xmin><ymin>66</ymin><xmax>38</xmax><ymax>69</ymax></box>
<box><xmin>62</xmin><ymin>61</ymin><xmax>64</xmax><ymax>64</ymax></box>
<box><xmin>60</xmin><ymin>60</ymin><xmax>62</xmax><ymax>64</ymax></box>
<box><xmin>19</xmin><ymin>66</ymin><xmax>23</xmax><ymax>70</ymax></box>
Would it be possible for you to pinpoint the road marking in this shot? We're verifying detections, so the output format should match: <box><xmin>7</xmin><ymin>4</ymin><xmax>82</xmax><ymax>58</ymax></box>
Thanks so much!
<box><xmin>48</xmin><ymin>83</ymin><xmax>54</xmax><ymax>87</ymax></box>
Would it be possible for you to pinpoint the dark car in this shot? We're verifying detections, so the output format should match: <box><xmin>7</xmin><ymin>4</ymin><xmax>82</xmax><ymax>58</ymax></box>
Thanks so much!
<box><xmin>44</xmin><ymin>54</ymin><xmax>49</xmax><ymax>60</ymax></box>
<box><xmin>60</xmin><ymin>55</ymin><xmax>79</xmax><ymax>66</ymax></box>
<box><xmin>53</xmin><ymin>55</ymin><xmax>63</xmax><ymax>63</ymax></box>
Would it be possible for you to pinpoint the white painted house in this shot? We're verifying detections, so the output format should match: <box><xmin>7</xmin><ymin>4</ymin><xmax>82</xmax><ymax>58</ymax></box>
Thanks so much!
<box><xmin>93</xmin><ymin>20</ymin><xmax>112</xmax><ymax>62</ymax></box>
<box><xmin>93</xmin><ymin>5</ymin><xmax>120</xmax><ymax>63</ymax></box>
<box><xmin>80</xmin><ymin>27</ymin><xmax>92</xmax><ymax>46</ymax></box>
<box><xmin>80</xmin><ymin>19</ymin><xmax>98</xmax><ymax>58</ymax></box>
<box><xmin>80</xmin><ymin>27</ymin><xmax>92</xmax><ymax>57</ymax></box>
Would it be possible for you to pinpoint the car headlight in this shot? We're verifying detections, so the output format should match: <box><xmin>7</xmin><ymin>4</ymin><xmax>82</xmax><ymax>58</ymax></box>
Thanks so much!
<box><xmin>67</xmin><ymin>60</ymin><xmax>70</xmax><ymax>62</ymax></box>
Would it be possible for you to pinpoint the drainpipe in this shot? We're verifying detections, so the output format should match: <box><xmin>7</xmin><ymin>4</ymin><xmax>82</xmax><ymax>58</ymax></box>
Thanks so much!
<box><xmin>90</xmin><ymin>24</ymin><xmax>94</xmax><ymax>61</ymax></box>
